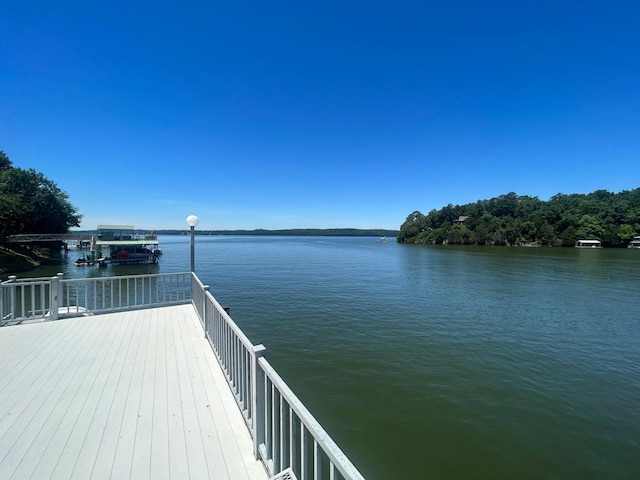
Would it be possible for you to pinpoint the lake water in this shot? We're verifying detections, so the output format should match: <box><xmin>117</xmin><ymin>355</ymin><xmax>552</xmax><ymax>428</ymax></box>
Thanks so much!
<box><xmin>21</xmin><ymin>236</ymin><xmax>640</xmax><ymax>479</ymax></box>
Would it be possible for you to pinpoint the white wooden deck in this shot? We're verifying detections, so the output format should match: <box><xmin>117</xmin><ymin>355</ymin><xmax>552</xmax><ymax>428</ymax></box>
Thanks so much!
<box><xmin>0</xmin><ymin>304</ymin><xmax>269</xmax><ymax>480</ymax></box>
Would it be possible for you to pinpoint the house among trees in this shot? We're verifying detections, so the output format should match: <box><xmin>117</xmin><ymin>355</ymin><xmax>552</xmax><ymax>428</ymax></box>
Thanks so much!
<box><xmin>397</xmin><ymin>190</ymin><xmax>640</xmax><ymax>247</ymax></box>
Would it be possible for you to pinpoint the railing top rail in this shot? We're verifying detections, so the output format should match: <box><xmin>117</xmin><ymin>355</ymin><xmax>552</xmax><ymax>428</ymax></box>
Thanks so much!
<box><xmin>1</xmin><ymin>276</ymin><xmax>55</xmax><ymax>285</ymax></box>
<box><xmin>258</xmin><ymin>356</ymin><xmax>366</xmax><ymax>480</ymax></box>
<box><xmin>6</xmin><ymin>233</ymin><xmax>95</xmax><ymax>243</ymax></box>
<box><xmin>5</xmin><ymin>272</ymin><xmax>190</xmax><ymax>286</ymax></box>
<box><xmin>61</xmin><ymin>271</ymin><xmax>191</xmax><ymax>284</ymax></box>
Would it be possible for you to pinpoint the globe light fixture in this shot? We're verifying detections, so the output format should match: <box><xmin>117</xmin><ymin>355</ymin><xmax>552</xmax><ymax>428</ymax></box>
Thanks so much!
<box><xmin>186</xmin><ymin>215</ymin><xmax>199</xmax><ymax>272</ymax></box>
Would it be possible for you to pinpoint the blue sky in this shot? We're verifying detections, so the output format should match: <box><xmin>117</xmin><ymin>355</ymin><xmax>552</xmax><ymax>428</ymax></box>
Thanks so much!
<box><xmin>2</xmin><ymin>1</ymin><xmax>639</xmax><ymax>231</ymax></box>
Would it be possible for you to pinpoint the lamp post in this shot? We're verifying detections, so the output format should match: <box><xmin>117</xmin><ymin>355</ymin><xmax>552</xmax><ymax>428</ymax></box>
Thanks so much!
<box><xmin>186</xmin><ymin>215</ymin><xmax>199</xmax><ymax>272</ymax></box>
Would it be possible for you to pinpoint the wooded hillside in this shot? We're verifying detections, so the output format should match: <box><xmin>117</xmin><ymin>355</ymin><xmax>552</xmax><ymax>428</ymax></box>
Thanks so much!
<box><xmin>398</xmin><ymin>189</ymin><xmax>640</xmax><ymax>247</ymax></box>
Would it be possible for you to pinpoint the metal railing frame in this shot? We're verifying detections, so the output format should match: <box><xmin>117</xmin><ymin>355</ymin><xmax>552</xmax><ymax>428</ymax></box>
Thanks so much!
<box><xmin>61</xmin><ymin>272</ymin><xmax>190</xmax><ymax>314</ymax></box>
<box><xmin>1</xmin><ymin>272</ymin><xmax>191</xmax><ymax>324</ymax></box>
<box><xmin>193</xmin><ymin>273</ymin><xmax>365</xmax><ymax>480</ymax></box>
<box><xmin>2</xmin><ymin>272</ymin><xmax>365</xmax><ymax>479</ymax></box>
<box><xmin>1</xmin><ymin>275</ymin><xmax>54</xmax><ymax>324</ymax></box>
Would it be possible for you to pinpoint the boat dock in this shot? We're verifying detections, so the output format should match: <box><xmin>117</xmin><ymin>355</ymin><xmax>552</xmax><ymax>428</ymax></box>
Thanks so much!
<box><xmin>0</xmin><ymin>305</ymin><xmax>265</xmax><ymax>479</ymax></box>
<box><xmin>7</xmin><ymin>225</ymin><xmax>162</xmax><ymax>266</ymax></box>
<box><xmin>0</xmin><ymin>272</ymin><xmax>365</xmax><ymax>480</ymax></box>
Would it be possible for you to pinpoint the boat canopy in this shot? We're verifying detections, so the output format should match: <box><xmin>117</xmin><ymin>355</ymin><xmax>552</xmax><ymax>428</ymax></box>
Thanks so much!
<box><xmin>575</xmin><ymin>239</ymin><xmax>602</xmax><ymax>247</ymax></box>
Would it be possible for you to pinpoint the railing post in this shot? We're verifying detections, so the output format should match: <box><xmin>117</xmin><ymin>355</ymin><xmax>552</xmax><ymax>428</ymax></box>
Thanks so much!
<box><xmin>8</xmin><ymin>276</ymin><xmax>17</xmax><ymax>322</ymax></box>
<box><xmin>49</xmin><ymin>273</ymin><xmax>64</xmax><ymax>321</ymax></box>
<box><xmin>0</xmin><ymin>277</ymin><xmax>10</xmax><ymax>323</ymax></box>
<box><xmin>203</xmin><ymin>285</ymin><xmax>210</xmax><ymax>338</ymax></box>
<box><xmin>57</xmin><ymin>272</ymin><xmax>64</xmax><ymax>315</ymax></box>
<box><xmin>252</xmin><ymin>344</ymin><xmax>267</xmax><ymax>459</ymax></box>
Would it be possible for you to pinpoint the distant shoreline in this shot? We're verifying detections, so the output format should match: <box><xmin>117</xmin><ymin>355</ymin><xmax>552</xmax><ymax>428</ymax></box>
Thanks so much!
<box><xmin>2</xmin><ymin>229</ymin><xmax>398</xmax><ymax>275</ymax></box>
<box><xmin>71</xmin><ymin>228</ymin><xmax>400</xmax><ymax>237</ymax></box>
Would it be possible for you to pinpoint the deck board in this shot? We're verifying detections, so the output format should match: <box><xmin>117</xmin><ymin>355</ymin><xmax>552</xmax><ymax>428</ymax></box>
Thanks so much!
<box><xmin>0</xmin><ymin>304</ymin><xmax>268</xmax><ymax>480</ymax></box>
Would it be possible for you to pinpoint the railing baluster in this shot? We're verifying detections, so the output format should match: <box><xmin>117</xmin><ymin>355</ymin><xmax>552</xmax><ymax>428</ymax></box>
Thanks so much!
<box><xmin>314</xmin><ymin>439</ymin><xmax>321</xmax><ymax>479</ymax></box>
<box><xmin>29</xmin><ymin>282</ymin><xmax>35</xmax><ymax>317</ymax></box>
<box><xmin>20</xmin><ymin>284</ymin><xmax>26</xmax><ymax>319</ymax></box>
<box><xmin>272</xmin><ymin>383</ymin><xmax>278</xmax><ymax>471</ymax></box>
<box><xmin>301</xmin><ymin>423</ymin><xmax>307</xmax><ymax>480</ymax></box>
<box><xmin>290</xmin><ymin>406</ymin><xmax>297</xmax><ymax>473</ymax></box>
<box><xmin>279</xmin><ymin>391</ymin><xmax>285</xmax><ymax>472</ymax></box>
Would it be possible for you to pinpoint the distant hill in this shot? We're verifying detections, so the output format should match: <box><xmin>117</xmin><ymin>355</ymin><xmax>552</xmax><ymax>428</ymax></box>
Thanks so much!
<box><xmin>194</xmin><ymin>228</ymin><xmax>399</xmax><ymax>237</ymax></box>
<box><xmin>73</xmin><ymin>228</ymin><xmax>399</xmax><ymax>237</ymax></box>
<box><xmin>398</xmin><ymin>189</ymin><xmax>640</xmax><ymax>247</ymax></box>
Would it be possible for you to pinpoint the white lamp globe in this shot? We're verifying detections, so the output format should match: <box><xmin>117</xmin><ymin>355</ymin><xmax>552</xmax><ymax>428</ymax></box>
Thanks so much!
<box><xmin>186</xmin><ymin>215</ymin><xmax>199</xmax><ymax>227</ymax></box>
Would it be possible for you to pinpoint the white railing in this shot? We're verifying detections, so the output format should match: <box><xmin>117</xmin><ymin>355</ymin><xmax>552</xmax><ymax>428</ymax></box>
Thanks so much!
<box><xmin>2</xmin><ymin>272</ymin><xmax>365</xmax><ymax>479</ymax></box>
<box><xmin>62</xmin><ymin>272</ymin><xmax>190</xmax><ymax>314</ymax></box>
<box><xmin>257</xmin><ymin>359</ymin><xmax>365</xmax><ymax>480</ymax></box>
<box><xmin>1</xmin><ymin>275</ymin><xmax>53</xmax><ymax>324</ymax></box>
<box><xmin>194</xmin><ymin>273</ymin><xmax>365</xmax><ymax>480</ymax></box>
<box><xmin>1</xmin><ymin>272</ymin><xmax>191</xmax><ymax>324</ymax></box>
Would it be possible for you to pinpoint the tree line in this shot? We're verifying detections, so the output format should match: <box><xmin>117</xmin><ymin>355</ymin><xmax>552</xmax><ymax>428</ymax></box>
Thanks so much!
<box><xmin>397</xmin><ymin>190</ymin><xmax>640</xmax><ymax>247</ymax></box>
<box><xmin>0</xmin><ymin>151</ymin><xmax>81</xmax><ymax>242</ymax></box>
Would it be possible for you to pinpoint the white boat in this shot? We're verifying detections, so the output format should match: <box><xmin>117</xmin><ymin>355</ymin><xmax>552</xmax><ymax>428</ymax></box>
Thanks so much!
<box><xmin>45</xmin><ymin>306</ymin><xmax>92</xmax><ymax>319</ymax></box>
<box><xmin>628</xmin><ymin>236</ymin><xmax>640</xmax><ymax>249</ymax></box>
<box><xmin>75</xmin><ymin>253</ymin><xmax>95</xmax><ymax>266</ymax></box>
<box><xmin>94</xmin><ymin>225</ymin><xmax>161</xmax><ymax>265</ymax></box>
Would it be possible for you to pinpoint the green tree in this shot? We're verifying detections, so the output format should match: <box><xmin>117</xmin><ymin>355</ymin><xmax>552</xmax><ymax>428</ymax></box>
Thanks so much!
<box><xmin>0</xmin><ymin>150</ymin><xmax>12</xmax><ymax>170</ymax></box>
<box><xmin>536</xmin><ymin>221</ymin><xmax>558</xmax><ymax>246</ymax></box>
<box><xmin>0</xmin><ymin>153</ymin><xmax>81</xmax><ymax>241</ymax></box>
<box><xmin>617</xmin><ymin>224</ymin><xmax>636</xmax><ymax>244</ymax></box>
<box><xmin>449</xmin><ymin>224</ymin><xmax>472</xmax><ymax>244</ymax></box>
<box><xmin>398</xmin><ymin>211</ymin><xmax>427</xmax><ymax>243</ymax></box>
<box><xmin>576</xmin><ymin>214</ymin><xmax>605</xmax><ymax>240</ymax></box>
<box><xmin>559</xmin><ymin>226</ymin><xmax>578</xmax><ymax>246</ymax></box>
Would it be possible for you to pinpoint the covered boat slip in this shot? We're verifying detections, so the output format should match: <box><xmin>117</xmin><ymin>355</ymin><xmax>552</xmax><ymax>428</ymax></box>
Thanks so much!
<box><xmin>95</xmin><ymin>225</ymin><xmax>161</xmax><ymax>265</ymax></box>
<box><xmin>0</xmin><ymin>304</ymin><xmax>267</xmax><ymax>480</ymax></box>
<box><xmin>574</xmin><ymin>239</ymin><xmax>602</xmax><ymax>248</ymax></box>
